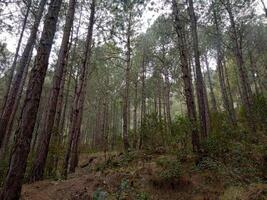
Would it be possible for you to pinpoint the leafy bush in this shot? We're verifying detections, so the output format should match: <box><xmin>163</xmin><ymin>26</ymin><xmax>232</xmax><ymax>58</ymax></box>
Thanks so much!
<box><xmin>201</xmin><ymin>133</ymin><xmax>231</xmax><ymax>158</ymax></box>
<box><xmin>156</xmin><ymin>158</ymin><xmax>181</xmax><ymax>180</ymax></box>
<box><xmin>170</xmin><ymin>115</ymin><xmax>191</xmax><ymax>149</ymax></box>
<box><xmin>196</xmin><ymin>157</ymin><xmax>221</xmax><ymax>171</ymax></box>
<box><xmin>136</xmin><ymin>192</ymin><xmax>150</xmax><ymax>200</ymax></box>
<box><xmin>92</xmin><ymin>188</ymin><xmax>108</xmax><ymax>200</ymax></box>
<box><xmin>252</xmin><ymin>94</ymin><xmax>267</xmax><ymax>128</ymax></box>
<box><xmin>139</xmin><ymin>113</ymin><xmax>166</xmax><ymax>149</ymax></box>
<box><xmin>239</xmin><ymin>94</ymin><xmax>267</xmax><ymax>130</ymax></box>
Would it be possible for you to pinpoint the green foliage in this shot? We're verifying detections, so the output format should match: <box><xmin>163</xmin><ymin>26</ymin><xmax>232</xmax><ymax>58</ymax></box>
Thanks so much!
<box><xmin>210</xmin><ymin>111</ymin><xmax>232</xmax><ymax>133</ymax></box>
<box><xmin>95</xmin><ymin>152</ymin><xmax>136</xmax><ymax>172</ymax></box>
<box><xmin>171</xmin><ymin>115</ymin><xmax>191</xmax><ymax>138</ymax></box>
<box><xmin>201</xmin><ymin>133</ymin><xmax>231</xmax><ymax>158</ymax></box>
<box><xmin>114</xmin><ymin>178</ymin><xmax>150</xmax><ymax>200</ymax></box>
<box><xmin>156</xmin><ymin>158</ymin><xmax>181</xmax><ymax>180</ymax></box>
<box><xmin>140</xmin><ymin>113</ymin><xmax>166</xmax><ymax>149</ymax></box>
<box><xmin>44</xmin><ymin>130</ymin><xmax>65</xmax><ymax>179</ymax></box>
<box><xmin>170</xmin><ymin>115</ymin><xmax>191</xmax><ymax>150</ymax></box>
<box><xmin>92</xmin><ymin>188</ymin><xmax>108</xmax><ymax>200</ymax></box>
<box><xmin>196</xmin><ymin>157</ymin><xmax>222</xmax><ymax>171</ymax></box>
<box><xmin>115</xmin><ymin>179</ymin><xmax>132</xmax><ymax>200</ymax></box>
<box><xmin>238</xmin><ymin>94</ymin><xmax>267</xmax><ymax>130</ymax></box>
<box><xmin>136</xmin><ymin>192</ymin><xmax>150</xmax><ymax>200</ymax></box>
<box><xmin>252</xmin><ymin>94</ymin><xmax>267</xmax><ymax>128</ymax></box>
<box><xmin>197</xmin><ymin>127</ymin><xmax>265</xmax><ymax>184</ymax></box>
<box><xmin>95</xmin><ymin>158</ymin><xmax>119</xmax><ymax>172</ymax></box>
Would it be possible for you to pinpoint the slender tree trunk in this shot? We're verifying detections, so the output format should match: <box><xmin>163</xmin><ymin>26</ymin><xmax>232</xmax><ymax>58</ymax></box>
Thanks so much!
<box><xmin>166</xmin><ymin>83</ymin><xmax>171</xmax><ymax>127</ymax></box>
<box><xmin>163</xmin><ymin>69</ymin><xmax>172</xmax><ymax>128</ymax></box>
<box><xmin>139</xmin><ymin>55</ymin><xmax>146</xmax><ymax>149</ymax></box>
<box><xmin>223</xmin><ymin>61</ymin><xmax>237</xmax><ymax>123</ymax></box>
<box><xmin>133</xmin><ymin>79</ymin><xmax>138</xmax><ymax>149</ymax></box>
<box><xmin>122</xmin><ymin>13</ymin><xmax>132</xmax><ymax>151</ymax></box>
<box><xmin>249</xmin><ymin>52</ymin><xmax>260</xmax><ymax>95</ymax></box>
<box><xmin>51</xmin><ymin>42</ymin><xmax>72</xmax><ymax>175</ymax></box>
<box><xmin>225</xmin><ymin>1</ymin><xmax>255</xmax><ymax>130</ymax></box>
<box><xmin>0</xmin><ymin>46</ymin><xmax>33</xmax><ymax>160</ymax></box>
<box><xmin>1</xmin><ymin>1</ymin><xmax>31</xmax><ymax>115</ymax></box>
<box><xmin>64</xmin><ymin>0</ymin><xmax>95</xmax><ymax>175</ymax></box>
<box><xmin>0</xmin><ymin>0</ymin><xmax>47</xmax><ymax>149</ymax></box>
<box><xmin>172</xmin><ymin>0</ymin><xmax>200</xmax><ymax>152</ymax></box>
<box><xmin>204</xmin><ymin>53</ymin><xmax>217</xmax><ymax>113</ymax></box>
<box><xmin>30</xmin><ymin>0</ymin><xmax>76</xmax><ymax>182</ymax></box>
<box><xmin>212</xmin><ymin>6</ymin><xmax>237</xmax><ymax>126</ymax></box>
<box><xmin>158</xmin><ymin>81</ymin><xmax>162</xmax><ymax>120</ymax></box>
<box><xmin>188</xmin><ymin>0</ymin><xmax>209</xmax><ymax>140</ymax></box>
<box><xmin>60</xmin><ymin>9</ymin><xmax>82</xmax><ymax>149</ymax></box>
<box><xmin>0</xmin><ymin>0</ymin><xmax>62</xmax><ymax>199</ymax></box>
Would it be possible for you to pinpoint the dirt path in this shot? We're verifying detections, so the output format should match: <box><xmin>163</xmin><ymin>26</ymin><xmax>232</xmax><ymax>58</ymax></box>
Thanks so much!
<box><xmin>22</xmin><ymin>174</ymin><xmax>103</xmax><ymax>200</ymax></box>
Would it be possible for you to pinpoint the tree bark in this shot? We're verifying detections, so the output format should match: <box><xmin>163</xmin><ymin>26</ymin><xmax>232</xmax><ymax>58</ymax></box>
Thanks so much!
<box><xmin>204</xmin><ymin>53</ymin><xmax>217</xmax><ymax>113</ymax></box>
<box><xmin>163</xmin><ymin>68</ymin><xmax>172</xmax><ymax>129</ymax></box>
<box><xmin>122</xmin><ymin>13</ymin><xmax>132</xmax><ymax>151</ymax></box>
<box><xmin>133</xmin><ymin>79</ymin><xmax>138</xmax><ymax>148</ymax></box>
<box><xmin>1</xmin><ymin>0</ymin><xmax>31</xmax><ymax>116</ymax></box>
<box><xmin>224</xmin><ymin>0</ymin><xmax>255</xmax><ymax>130</ymax></box>
<box><xmin>188</xmin><ymin>0</ymin><xmax>210</xmax><ymax>140</ymax></box>
<box><xmin>212</xmin><ymin>5</ymin><xmax>237</xmax><ymax>126</ymax></box>
<box><xmin>172</xmin><ymin>0</ymin><xmax>200</xmax><ymax>152</ymax></box>
<box><xmin>249</xmin><ymin>52</ymin><xmax>260</xmax><ymax>95</ymax></box>
<box><xmin>0</xmin><ymin>0</ymin><xmax>62</xmax><ymax>199</ymax></box>
<box><xmin>29</xmin><ymin>0</ymin><xmax>76</xmax><ymax>182</ymax></box>
<box><xmin>139</xmin><ymin>54</ymin><xmax>146</xmax><ymax>149</ymax></box>
<box><xmin>64</xmin><ymin>0</ymin><xmax>96</xmax><ymax>175</ymax></box>
<box><xmin>0</xmin><ymin>0</ymin><xmax>47</xmax><ymax>149</ymax></box>
<box><xmin>0</xmin><ymin>45</ymin><xmax>33</xmax><ymax>160</ymax></box>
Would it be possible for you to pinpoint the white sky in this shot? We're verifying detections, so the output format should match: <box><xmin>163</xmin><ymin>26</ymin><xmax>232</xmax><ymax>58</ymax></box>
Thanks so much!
<box><xmin>0</xmin><ymin>0</ymin><xmax>266</xmax><ymax>54</ymax></box>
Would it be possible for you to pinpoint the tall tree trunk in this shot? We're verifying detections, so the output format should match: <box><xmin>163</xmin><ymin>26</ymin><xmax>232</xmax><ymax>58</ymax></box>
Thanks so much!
<box><xmin>249</xmin><ymin>52</ymin><xmax>260</xmax><ymax>95</ymax></box>
<box><xmin>0</xmin><ymin>45</ymin><xmax>33</xmax><ymax>160</ymax></box>
<box><xmin>204</xmin><ymin>53</ymin><xmax>217</xmax><ymax>113</ymax></box>
<box><xmin>1</xmin><ymin>0</ymin><xmax>31</xmax><ymax>115</ymax></box>
<box><xmin>51</xmin><ymin>42</ymin><xmax>72</xmax><ymax>175</ymax></box>
<box><xmin>212</xmin><ymin>5</ymin><xmax>237</xmax><ymax>126</ymax></box>
<box><xmin>60</xmin><ymin>8</ymin><xmax>83</xmax><ymax>148</ymax></box>
<box><xmin>139</xmin><ymin>55</ymin><xmax>146</xmax><ymax>149</ymax></box>
<box><xmin>64</xmin><ymin>0</ymin><xmax>95</xmax><ymax>175</ymax></box>
<box><xmin>30</xmin><ymin>0</ymin><xmax>76</xmax><ymax>182</ymax></box>
<box><xmin>62</xmin><ymin>71</ymin><xmax>80</xmax><ymax>178</ymax></box>
<box><xmin>122</xmin><ymin>13</ymin><xmax>132</xmax><ymax>151</ymax></box>
<box><xmin>188</xmin><ymin>0</ymin><xmax>209</xmax><ymax>140</ymax></box>
<box><xmin>172</xmin><ymin>0</ymin><xmax>200</xmax><ymax>152</ymax></box>
<box><xmin>163</xmin><ymin>68</ymin><xmax>172</xmax><ymax>128</ymax></box>
<box><xmin>0</xmin><ymin>0</ymin><xmax>47</xmax><ymax>148</ymax></box>
<box><xmin>158</xmin><ymin>81</ymin><xmax>162</xmax><ymax>120</ymax></box>
<box><xmin>223</xmin><ymin>61</ymin><xmax>237</xmax><ymax>123</ymax></box>
<box><xmin>224</xmin><ymin>0</ymin><xmax>255</xmax><ymax>130</ymax></box>
<box><xmin>133</xmin><ymin>79</ymin><xmax>138</xmax><ymax>149</ymax></box>
<box><xmin>0</xmin><ymin>0</ymin><xmax>62</xmax><ymax>199</ymax></box>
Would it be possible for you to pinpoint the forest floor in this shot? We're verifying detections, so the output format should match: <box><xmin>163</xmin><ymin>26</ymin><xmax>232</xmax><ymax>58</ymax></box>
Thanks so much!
<box><xmin>21</xmin><ymin>145</ymin><xmax>267</xmax><ymax>200</ymax></box>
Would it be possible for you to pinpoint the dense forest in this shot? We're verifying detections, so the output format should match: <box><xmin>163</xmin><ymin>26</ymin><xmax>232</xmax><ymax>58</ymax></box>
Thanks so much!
<box><xmin>0</xmin><ymin>0</ymin><xmax>267</xmax><ymax>199</ymax></box>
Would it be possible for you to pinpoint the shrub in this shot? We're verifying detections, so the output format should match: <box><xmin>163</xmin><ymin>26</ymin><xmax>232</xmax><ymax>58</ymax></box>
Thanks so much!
<box><xmin>201</xmin><ymin>133</ymin><xmax>231</xmax><ymax>158</ymax></box>
<box><xmin>156</xmin><ymin>158</ymin><xmax>181</xmax><ymax>180</ymax></box>
<box><xmin>170</xmin><ymin>115</ymin><xmax>191</xmax><ymax>150</ymax></box>
<box><xmin>92</xmin><ymin>188</ymin><xmax>108</xmax><ymax>200</ymax></box>
<box><xmin>139</xmin><ymin>112</ymin><xmax>166</xmax><ymax>149</ymax></box>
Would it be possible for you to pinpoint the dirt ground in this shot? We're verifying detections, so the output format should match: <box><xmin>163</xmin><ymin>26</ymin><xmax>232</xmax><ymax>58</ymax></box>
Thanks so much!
<box><xmin>21</xmin><ymin>152</ymin><xmax>267</xmax><ymax>200</ymax></box>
